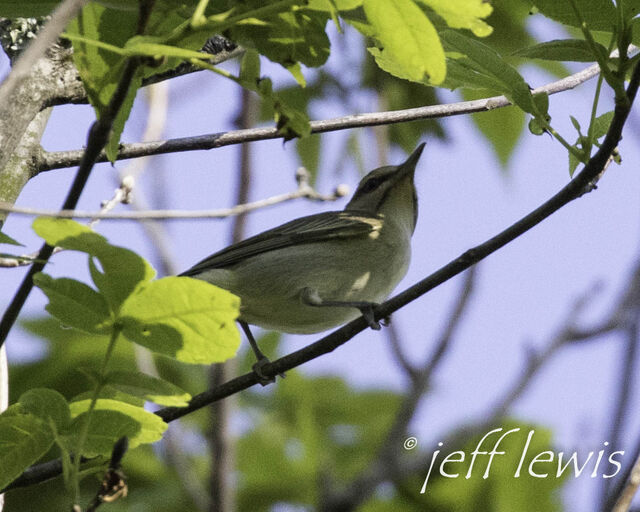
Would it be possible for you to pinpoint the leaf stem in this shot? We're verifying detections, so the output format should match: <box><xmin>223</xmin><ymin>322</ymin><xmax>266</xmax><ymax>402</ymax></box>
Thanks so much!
<box><xmin>587</xmin><ymin>66</ymin><xmax>605</xmax><ymax>145</ymax></box>
<box><xmin>191</xmin><ymin>0</ymin><xmax>211</xmax><ymax>27</ymax></box>
<box><xmin>206</xmin><ymin>0</ymin><xmax>302</xmax><ymax>33</ymax></box>
<box><xmin>70</xmin><ymin>326</ymin><xmax>121</xmax><ymax>506</ymax></box>
<box><xmin>567</xmin><ymin>0</ymin><xmax>626</xmax><ymax>100</ymax></box>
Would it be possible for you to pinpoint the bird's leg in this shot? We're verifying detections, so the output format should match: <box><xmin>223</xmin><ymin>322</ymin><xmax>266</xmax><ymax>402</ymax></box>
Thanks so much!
<box><xmin>238</xmin><ymin>321</ymin><xmax>284</xmax><ymax>386</ymax></box>
<box><xmin>300</xmin><ymin>288</ymin><xmax>382</xmax><ymax>330</ymax></box>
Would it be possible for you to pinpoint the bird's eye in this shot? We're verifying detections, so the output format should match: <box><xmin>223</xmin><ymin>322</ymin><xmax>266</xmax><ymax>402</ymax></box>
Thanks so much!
<box><xmin>359</xmin><ymin>177</ymin><xmax>383</xmax><ymax>193</ymax></box>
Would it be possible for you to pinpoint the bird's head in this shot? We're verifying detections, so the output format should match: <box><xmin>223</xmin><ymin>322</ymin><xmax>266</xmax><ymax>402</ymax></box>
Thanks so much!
<box><xmin>345</xmin><ymin>143</ymin><xmax>425</xmax><ymax>234</ymax></box>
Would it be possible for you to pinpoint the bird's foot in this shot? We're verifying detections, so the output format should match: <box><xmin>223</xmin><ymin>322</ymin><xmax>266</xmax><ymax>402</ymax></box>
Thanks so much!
<box><xmin>358</xmin><ymin>303</ymin><xmax>381</xmax><ymax>330</ymax></box>
<box><xmin>251</xmin><ymin>356</ymin><xmax>286</xmax><ymax>387</ymax></box>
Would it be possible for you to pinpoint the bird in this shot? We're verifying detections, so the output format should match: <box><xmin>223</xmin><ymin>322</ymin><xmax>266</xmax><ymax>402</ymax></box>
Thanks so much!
<box><xmin>180</xmin><ymin>143</ymin><xmax>425</xmax><ymax>382</ymax></box>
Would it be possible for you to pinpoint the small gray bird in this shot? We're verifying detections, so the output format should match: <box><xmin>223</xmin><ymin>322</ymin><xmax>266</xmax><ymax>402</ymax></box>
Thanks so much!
<box><xmin>181</xmin><ymin>143</ymin><xmax>425</xmax><ymax>378</ymax></box>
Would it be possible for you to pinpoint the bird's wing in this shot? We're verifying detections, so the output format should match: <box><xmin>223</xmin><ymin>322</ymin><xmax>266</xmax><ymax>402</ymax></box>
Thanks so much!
<box><xmin>181</xmin><ymin>210</ymin><xmax>382</xmax><ymax>275</ymax></box>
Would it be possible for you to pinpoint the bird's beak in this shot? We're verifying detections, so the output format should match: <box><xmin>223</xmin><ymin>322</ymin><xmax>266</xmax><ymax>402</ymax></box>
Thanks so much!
<box><xmin>397</xmin><ymin>142</ymin><xmax>426</xmax><ymax>178</ymax></box>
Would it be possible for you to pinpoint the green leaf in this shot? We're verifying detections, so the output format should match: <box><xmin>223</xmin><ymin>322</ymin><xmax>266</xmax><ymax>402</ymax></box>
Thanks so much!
<box><xmin>104</xmin><ymin>370</ymin><xmax>191</xmax><ymax>407</ymax></box>
<box><xmin>32</xmin><ymin>217</ymin><xmax>106</xmax><ymax>251</ymax></box>
<box><xmin>0</xmin><ymin>1</ymin><xmax>59</xmax><ymax>17</ymax></box>
<box><xmin>256</xmin><ymin>78</ymin><xmax>311</xmax><ymax>140</ymax></box>
<box><xmin>69</xmin><ymin>399</ymin><xmax>167</xmax><ymax>455</ymax></box>
<box><xmin>570</xmin><ymin>115</ymin><xmax>582</xmax><ymax>132</ymax></box>
<box><xmin>0</xmin><ymin>414</ymin><xmax>54</xmax><ymax>490</ymax></box>
<box><xmin>18</xmin><ymin>388</ymin><xmax>71</xmax><ymax>431</ymax></box>
<box><xmin>531</xmin><ymin>0</ymin><xmax>617</xmax><ymax>32</ymax></box>
<box><xmin>364</xmin><ymin>0</ymin><xmax>446</xmax><ymax>84</ymax></box>
<box><xmin>239</xmin><ymin>49</ymin><xmax>261</xmax><ymax>86</ymax></box>
<box><xmin>442</xmin><ymin>57</ymin><xmax>510</xmax><ymax>91</ymax></box>
<box><xmin>32</xmin><ymin>218</ymin><xmax>156</xmax><ymax>312</ymax></box>
<box><xmin>33</xmin><ymin>274</ymin><xmax>111</xmax><ymax>334</ymax></box>
<box><xmin>307</xmin><ymin>0</ymin><xmax>363</xmax><ymax>10</ymax></box>
<box><xmin>88</xmin><ymin>245</ymin><xmax>156</xmax><ymax>313</ymax></box>
<box><xmin>513</xmin><ymin>39</ymin><xmax>607</xmax><ymax>62</ymax></box>
<box><xmin>528</xmin><ymin>116</ymin><xmax>546</xmax><ymax>135</ymax></box>
<box><xmin>286</xmin><ymin>62</ymin><xmax>307</xmax><ymax>87</ymax></box>
<box><xmin>416</xmin><ymin>0</ymin><xmax>493</xmax><ymax>37</ymax></box>
<box><xmin>0</xmin><ymin>230</ymin><xmax>22</xmax><ymax>246</ymax></box>
<box><xmin>296</xmin><ymin>135</ymin><xmax>322</xmax><ymax>183</ymax></box>
<box><xmin>66</xmin><ymin>3</ymin><xmax>142</xmax><ymax>163</ymax></box>
<box><xmin>592</xmin><ymin>110</ymin><xmax>614</xmax><ymax>139</ymax></box>
<box><xmin>123</xmin><ymin>36</ymin><xmax>222</xmax><ymax>61</ymax></box>
<box><xmin>569</xmin><ymin>148</ymin><xmax>581</xmax><ymax>176</ymax></box>
<box><xmin>442</xmin><ymin>30</ymin><xmax>534</xmax><ymax>113</ymax></box>
<box><xmin>119</xmin><ymin>277</ymin><xmax>241</xmax><ymax>364</ymax></box>
<box><xmin>229</xmin><ymin>8</ymin><xmax>331</xmax><ymax>69</ymax></box>
<box><xmin>532</xmin><ymin>91</ymin><xmax>550</xmax><ymax>118</ymax></box>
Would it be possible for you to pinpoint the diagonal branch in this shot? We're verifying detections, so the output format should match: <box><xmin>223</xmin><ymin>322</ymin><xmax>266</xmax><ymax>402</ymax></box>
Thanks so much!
<box><xmin>37</xmin><ymin>60</ymin><xmax>604</xmax><ymax>172</ymax></box>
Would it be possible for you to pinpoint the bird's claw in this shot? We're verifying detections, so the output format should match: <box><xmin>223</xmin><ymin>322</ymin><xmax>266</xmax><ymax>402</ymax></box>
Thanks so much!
<box><xmin>252</xmin><ymin>357</ymin><xmax>285</xmax><ymax>386</ymax></box>
<box><xmin>360</xmin><ymin>304</ymin><xmax>381</xmax><ymax>330</ymax></box>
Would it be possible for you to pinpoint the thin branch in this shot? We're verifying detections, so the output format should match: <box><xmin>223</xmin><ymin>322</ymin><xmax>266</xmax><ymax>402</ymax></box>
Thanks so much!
<box><xmin>37</xmin><ymin>61</ymin><xmax>604</xmax><ymax>172</ymax></box>
<box><xmin>0</xmin><ymin>168</ymin><xmax>346</xmax><ymax>269</ymax></box>
<box><xmin>6</xmin><ymin>58</ymin><xmax>640</xmax><ymax>495</ymax></box>
<box><xmin>0</xmin><ymin>176</ymin><xmax>133</xmax><ymax>269</ymax></box>
<box><xmin>386</xmin><ymin>322</ymin><xmax>419</xmax><ymax>381</ymax></box>
<box><xmin>0</xmin><ymin>0</ymin><xmax>88</xmax><ymax>110</ymax></box>
<box><xmin>484</xmin><ymin>282</ymin><xmax>615</xmax><ymax>422</ymax></box>
<box><xmin>611</xmin><ymin>447</ymin><xmax>640</xmax><ymax>512</ymax></box>
<box><xmin>607</xmin><ymin>431</ymin><xmax>640</xmax><ymax>512</ymax></box>
<box><xmin>88</xmin><ymin>176</ymin><xmax>134</xmax><ymax>230</ymax></box>
<box><xmin>602</xmin><ymin>322</ymin><xmax>639</xmax><ymax>501</ymax></box>
<box><xmin>0</xmin><ymin>175</ymin><xmax>346</xmax><ymax>222</ymax></box>
<box><xmin>0</xmin><ymin>2</ymin><xmax>154</xmax><ymax>350</ymax></box>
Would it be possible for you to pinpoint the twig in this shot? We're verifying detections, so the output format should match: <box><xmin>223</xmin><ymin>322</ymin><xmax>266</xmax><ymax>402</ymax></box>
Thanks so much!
<box><xmin>37</xmin><ymin>61</ymin><xmax>605</xmax><ymax>172</ymax></box>
<box><xmin>5</xmin><ymin>58</ymin><xmax>640</xmax><ymax>494</ymax></box>
<box><xmin>386</xmin><ymin>322</ymin><xmax>419</xmax><ymax>381</ymax></box>
<box><xmin>611</xmin><ymin>448</ymin><xmax>640</xmax><ymax>512</ymax></box>
<box><xmin>88</xmin><ymin>176</ymin><xmax>134</xmax><ymax>230</ymax></box>
<box><xmin>601</xmin><ymin>260</ymin><xmax>640</xmax><ymax>510</ymax></box>
<box><xmin>0</xmin><ymin>174</ymin><xmax>347</xmax><ymax>222</ymax></box>
<box><xmin>0</xmin><ymin>176</ymin><xmax>134</xmax><ymax>269</ymax></box>
<box><xmin>0</xmin><ymin>0</ymin><xmax>88</xmax><ymax>110</ymax></box>
<box><xmin>0</xmin><ymin>2</ymin><xmax>155</xmax><ymax>349</ymax></box>
<box><xmin>484</xmin><ymin>282</ymin><xmax>615</xmax><ymax>422</ymax></box>
<box><xmin>602</xmin><ymin>323</ymin><xmax>639</xmax><ymax>504</ymax></box>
